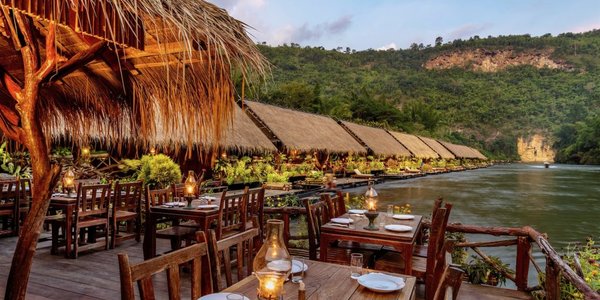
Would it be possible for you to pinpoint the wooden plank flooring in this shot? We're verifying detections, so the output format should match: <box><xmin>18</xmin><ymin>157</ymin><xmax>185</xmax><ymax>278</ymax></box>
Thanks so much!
<box><xmin>0</xmin><ymin>233</ymin><xmax>192</xmax><ymax>299</ymax></box>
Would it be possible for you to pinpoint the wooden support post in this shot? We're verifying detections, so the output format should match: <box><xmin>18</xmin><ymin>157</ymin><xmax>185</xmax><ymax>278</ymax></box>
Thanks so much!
<box><xmin>515</xmin><ymin>236</ymin><xmax>531</xmax><ymax>291</ymax></box>
<box><xmin>545</xmin><ymin>257</ymin><xmax>560</xmax><ymax>300</ymax></box>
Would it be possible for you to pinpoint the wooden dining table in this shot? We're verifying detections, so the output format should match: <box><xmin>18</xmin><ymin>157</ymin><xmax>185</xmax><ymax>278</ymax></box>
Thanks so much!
<box><xmin>320</xmin><ymin>213</ymin><xmax>422</xmax><ymax>275</ymax></box>
<box><xmin>222</xmin><ymin>260</ymin><xmax>416</xmax><ymax>299</ymax></box>
<box><xmin>48</xmin><ymin>194</ymin><xmax>78</xmax><ymax>258</ymax></box>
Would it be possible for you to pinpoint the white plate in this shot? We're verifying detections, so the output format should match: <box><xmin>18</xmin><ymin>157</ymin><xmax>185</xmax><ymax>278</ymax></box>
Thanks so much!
<box><xmin>392</xmin><ymin>214</ymin><xmax>415</xmax><ymax>220</ymax></box>
<box><xmin>267</xmin><ymin>260</ymin><xmax>292</xmax><ymax>272</ymax></box>
<box><xmin>348</xmin><ymin>209</ymin><xmax>366</xmax><ymax>214</ymax></box>
<box><xmin>357</xmin><ymin>273</ymin><xmax>405</xmax><ymax>293</ymax></box>
<box><xmin>331</xmin><ymin>218</ymin><xmax>353</xmax><ymax>224</ymax></box>
<box><xmin>200</xmin><ymin>196</ymin><xmax>218</xmax><ymax>201</ymax></box>
<box><xmin>291</xmin><ymin>260</ymin><xmax>308</xmax><ymax>273</ymax></box>
<box><xmin>164</xmin><ymin>202</ymin><xmax>186</xmax><ymax>207</ymax></box>
<box><xmin>384</xmin><ymin>224</ymin><xmax>413</xmax><ymax>232</ymax></box>
<box><xmin>198</xmin><ymin>293</ymin><xmax>250</xmax><ymax>300</ymax></box>
<box><xmin>198</xmin><ymin>204</ymin><xmax>218</xmax><ymax>210</ymax></box>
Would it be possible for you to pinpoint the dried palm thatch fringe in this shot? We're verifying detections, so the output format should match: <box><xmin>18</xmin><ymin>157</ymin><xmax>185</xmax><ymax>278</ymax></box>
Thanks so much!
<box><xmin>388</xmin><ymin>130</ymin><xmax>439</xmax><ymax>159</ymax></box>
<box><xmin>0</xmin><ymin>0</ymin><xmax>268</xmax><ymax>155</ymax></box>
<box><xmin>418</xmin><ymin>136</ymin><xmax>456</xmax><ymax>159</ymax></box>
<box><xmin>439</xmin><ymin>141</ymin><xmax>483</xmax><ymax>159</ymax></box>
<box><xmin>340</xmin><ymin>121</ymin><xmax>411</xmax><ymax>157</ymax></box>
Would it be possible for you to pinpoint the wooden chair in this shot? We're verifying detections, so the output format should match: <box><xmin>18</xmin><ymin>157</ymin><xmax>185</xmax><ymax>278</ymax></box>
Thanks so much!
<box><xmin>303</xmin><ymin>198</ymin><xmax>375</xmax><ymax>266</ymax></box>
<box><xmin>208</xmin><ymin>224</ymin><xmax>259</xmax><ymax>291</ymax></box>
<box><xmin>320</xmin><ymin>191</ymin><xmax>346</xmax><ymax>218</ymax></box>
<box><xmin>18</xmin><ymin>178</ymin><xmax>32</xmax><ymax>224</ymax></box>
<box><xmin>118</xmin><ymin>231</ymin><xmax>213</xmax><ymax>300</ymax></box>
<box><xmin>0</xmin><ymin>180</ymin><xmax>20</xmax><ymax>236</ymax></box>
<box><xmin>245</xmin><ymin>187</ymin><xmax>265</xmax><ymax>240</ymax></box>
<box><xmin>146</xmin><ymin>188</ymin><xmax>197</xmax><ymax>251</ymax></box>
<box><xmin>431</xmin><ymin>240</ymin><xmax>464</xmax><ymax>300</ymax></box>
<box><xmin>374</xmin><ymin>206</ymin><xmax>452</xmax><ymax>300</ymax></box>
<box><xmin>73</xmin><ymin>183</ymin><xmax>111</xmax><ymax>258</ymax></box>
<box><xmin>111</xmin><ymin>181</ymin><xmax>143</xmax><ymax>248</ymax></box>
<box><xmin>216</xmin><ymin>190</ymin><xmax>248</xmax><ymax>241</ymax></box>
<box><xmin>414</xmin><ymin>198</ymin><xmax>446</xmax><ymax>257</ymax></box>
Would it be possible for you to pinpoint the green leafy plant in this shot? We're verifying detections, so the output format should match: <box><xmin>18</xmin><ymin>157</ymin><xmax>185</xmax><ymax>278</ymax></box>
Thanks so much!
<box><xmin>462</xmin><ymin>255</ymin><xmax>514</xmax><ymax>286</ymax></box>
<box><xmin>51</xmin><ymin>147</ymin><xmax>72</xmax><ymax>157</ymax></box>
<box><xmin>136</xmin><ymin>154</ymin><xmax>182</xmax><ymax>189</ymax></box>
<box><xmin>265</xmin><ymin>194</ymin><xmax>302</xmax><ymax>207</ymax></box>
<box><xmin>0</xmin><ymin>142</ymin><xmax>31</xmax><ymax>178</ymax></box>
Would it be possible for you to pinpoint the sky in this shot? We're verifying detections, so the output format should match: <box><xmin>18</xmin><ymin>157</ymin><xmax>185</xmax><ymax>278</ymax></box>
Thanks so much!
<box><xmin>210</xmin><ymin>0</ymin><xmax>600</xmax><ymax>50</ymax></box>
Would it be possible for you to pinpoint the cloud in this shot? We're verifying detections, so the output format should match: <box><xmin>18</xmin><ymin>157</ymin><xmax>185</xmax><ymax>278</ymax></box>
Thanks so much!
<box><xmin>284</xmin><ymin>15</ymin><xmax>353</xmax><ymax>43</ymax></box>
<box><xmin>570</xmin><ymin>22</ymin><xmax>600</xmax><ymax>33</ymax></box>
<box><xmin>377</xmin><ymin>43</ymin><xmax>397</xmax><ymax>51</ymax></box>
<box><xmin>448</xmin><ymin>23</ymin><xmax>492</xmax><ymax>40</ymax></box>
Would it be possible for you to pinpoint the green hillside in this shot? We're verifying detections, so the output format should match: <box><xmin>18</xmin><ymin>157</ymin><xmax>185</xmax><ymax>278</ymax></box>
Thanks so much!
<box><xmin>245</xmin><ymin>31</ymin><xmax>600</xmax><ymax>163</ymax></box>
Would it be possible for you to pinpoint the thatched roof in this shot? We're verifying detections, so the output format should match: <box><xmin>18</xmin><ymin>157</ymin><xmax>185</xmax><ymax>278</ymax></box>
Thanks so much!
<box><xmin>217</xmin><ymin>105</ymin><xmax>276</xmax><ymax>152</ymax></box>
<box><xmin>467</xmin><ymin>147</ymin><xmax>487</xmax><ymax>160</ymax></box>
<box><xmin>245</xmin><ymin>101</ymin><xmax>366</xmax><ymax>154</ymax></box>
<box><xmin>388</xmin><ymin>131</ymin><xmax>438</xmax><ymax>158</ymax></box>
<box><xmin>340</xmin><ymin>121</ymin><xmax>411</xmax><ymax>157</ymax></box>
<box><xmin>418</xmin><ymin>136</ymin><xmax>455</xmax><ymax>159</ymax></box>
<box><xmin>438</xmin><ymin>141</ymin><xmax>484</xmax><ymax>159</ymax></box>
<box><xmin>0</xmin><ymin>0</ymin><xmax>268</xmax><ymax>149</ymax></box>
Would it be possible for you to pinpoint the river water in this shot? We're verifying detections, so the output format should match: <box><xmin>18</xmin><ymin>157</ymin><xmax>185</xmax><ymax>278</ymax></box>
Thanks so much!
<box><xmin>346</xmin><ymin>163</ymin><xmax>600</xmax><ymax>285</ymax></box>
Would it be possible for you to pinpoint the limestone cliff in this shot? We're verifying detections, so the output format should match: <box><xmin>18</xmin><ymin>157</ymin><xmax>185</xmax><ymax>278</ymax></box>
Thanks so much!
<box><xmin>517</xmin><ymin>134</ymin><xmax>555</xmax><ymax>162</ymax></box>
<box><xmin>424</xmin><ymin>48</ymin><xmax>571</xmax><ymax>72</ymax></box>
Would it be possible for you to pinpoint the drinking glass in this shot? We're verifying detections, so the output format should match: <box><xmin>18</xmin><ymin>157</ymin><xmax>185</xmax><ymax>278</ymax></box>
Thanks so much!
<box><xmin>350</xmin><ymin>253</ymin><xmax>363</xmax><ymax>279</ymax></box>
<box><xmin>226</xmin><ymin>293</ymin><xmax>244</xmax><ymax>300</ymax></box>
<box><xmin>387</xmin><ymin>204</ymin><xmax>394</xmax><ymax>217</ymax></box>
<box><xmin>291</xmin><ymin>256</ymin><xmax>305</xmax><ymax>283</ymax></box>
<box><xmin>379</xmin><ymin>214</ymin><xmax>387</xmax><ymax>228</ymax></box>
<box><xmin>348</xmin><ymin>214</ymin><xmax>358</xmax><ymax>229</ymax></box>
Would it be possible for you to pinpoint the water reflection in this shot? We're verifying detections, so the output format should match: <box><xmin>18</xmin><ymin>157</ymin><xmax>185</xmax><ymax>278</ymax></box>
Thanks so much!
<box><xmin>345</xmin><ymin>163</ymin><xmax>600</xmax><ymax>286</ymax></box>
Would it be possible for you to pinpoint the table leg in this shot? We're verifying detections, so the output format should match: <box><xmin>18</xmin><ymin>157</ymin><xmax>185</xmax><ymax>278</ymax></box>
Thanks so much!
<box><xmin>143</xmin><ymin>213</ymin><xmax>157</xmax><ymax>259</ymax></box>
<box><xmin>65</xmin><ymin>205</ymin><xmax>73</xmax><ymax>258</ymax></box>
<box><xmin>319</xmin><ymin>234</ymin><xmax>330</xmax><ymax>262</ymax></box>
<box><xmin>403</xmin><ymin>244</ymin><xmax>413</xmax><ymax>275</ymax></box>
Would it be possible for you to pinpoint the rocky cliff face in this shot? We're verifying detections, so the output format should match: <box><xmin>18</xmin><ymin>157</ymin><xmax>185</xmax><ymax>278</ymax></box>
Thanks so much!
<box><xmin>424</xmin><ymin>49</ymin><xmax>571</xmax><ymax>72</ymax></box>
<box><xmin>517</xmin><ymin>134</ymin><xmax>555</xmax><ymax>162</ymax></box>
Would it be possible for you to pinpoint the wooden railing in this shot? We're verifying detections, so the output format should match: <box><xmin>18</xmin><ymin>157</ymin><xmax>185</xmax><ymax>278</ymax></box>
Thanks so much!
<box><xmin>423</xmin><ymin>222</ymin><xmax>600</xmax><ymax>300</ymax></box>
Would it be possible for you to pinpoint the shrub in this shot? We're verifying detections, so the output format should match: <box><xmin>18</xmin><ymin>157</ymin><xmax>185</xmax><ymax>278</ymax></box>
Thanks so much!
<box><xmin>137</xmin><ymin>154</ymin><xmax>182</xmax><ymax>189</ymax></box>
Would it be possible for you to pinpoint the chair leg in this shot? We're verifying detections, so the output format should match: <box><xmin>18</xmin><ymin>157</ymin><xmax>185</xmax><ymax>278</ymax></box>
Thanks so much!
<box><xmin>105</xmin><ymin>224</ymin><xmax>109</xmax><ymax>250</ymax></box>
<box><xmin>111</xmin><ymin>219</ymin><xmax>117</xmax><ymax>249</ymax></box>
<box><xmin>50</xmin><ymin>223</ymin><xmax>59</xmax><ymax>255</ymax></box>
<box><xmin>135</xmin><ymin>217</ymin><xmax>141</xmax><ymax>242</ymax></box>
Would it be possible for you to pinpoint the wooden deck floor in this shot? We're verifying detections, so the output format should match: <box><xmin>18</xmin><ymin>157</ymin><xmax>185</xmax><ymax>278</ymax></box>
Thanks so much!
<box><xmin>0</xmin><ymin>234</ymin><xmax>190</xmax><ymax>299</ymax></box>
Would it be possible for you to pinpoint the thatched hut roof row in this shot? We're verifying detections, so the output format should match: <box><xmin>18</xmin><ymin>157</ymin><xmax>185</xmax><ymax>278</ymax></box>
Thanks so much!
<box><xmin>388</xmin><ymin>131</ymin><xmax>439</xmax><ymax>158</ymax></box>
<box><xmin>418</xmin><ymin>136</ymin><xmax>456</xmax><ymax>159</ymax></box>
<box><xmin>244</xmin><ymin>101</ymin><xmax>366</xmax><ymax>154</ymax></box>
<box><xmin>438</xmin><ymin>141</ymin><xmax>487</xmax><ymax>160</ymax></box>
<box><xmin>340</xmin><ymin>121</ymin><xmax>411</xmax><ymax>157</ymax></box>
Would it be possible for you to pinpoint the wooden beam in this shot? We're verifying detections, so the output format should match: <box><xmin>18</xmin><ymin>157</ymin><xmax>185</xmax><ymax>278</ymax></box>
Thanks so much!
<box><xmin>42</xmin><ymin>40</ymin><xmax>108</xmax><ymax>83</ymax></box>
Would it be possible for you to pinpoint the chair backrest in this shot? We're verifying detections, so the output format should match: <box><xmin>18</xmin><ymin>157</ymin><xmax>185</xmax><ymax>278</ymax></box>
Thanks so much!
<box><xmin>19</xmin><ymin>178</ymin><xmax>32</xmax><ymax>207</ymax></box>
<box><xmin>320</xmin><ymin>190</ymin><xmax>345</xmax><ymax>217</ymax></box>
<box><xmin>171</xmin><ymin>183</ymin><xmax>190</xmax><ymax>199</ymax></box>
<box><xmin>303</xmin><ymin>198</ymin><xmax>332</xmax><ymax>260</ymax></box>
<box><xmin>0</xmin><ymin>180</ymin><xmax>20</xmax><ymax>231</ymax></box>
<box><xmin>114</xmin><ymin>181</ymin><xmax>143</xmax><ymax>213</ymax></box>
<box><xmin>216</xmin><ymin>190</ymin><xmax>247</xmax><ymax>240</ymax></box>
<box><xmin>208</xmin><ymin>225</ymin><xmax>259</xmax><ymax>291</ymax></box>
<box><xmin>433</xmin><ymin>263</ymin><xmax>464</xmax><ymax>300</ymax></box>
<box><xmin>75</xmin><ymin>178</ymin><xmax>102</xmax><ymax>187</ymax></box>
<box><xmin>146</xmin><ymin>187</ymin><xmax>173</xmax><ymax>210</ymax></box>
<box><xmin>425</xmin><ymin>204</ymin><xmax>453</xmax><ymax>300</ymax></box>
<box><xmin>118</xmin><ymin>231</ymin><xmax>213</xmax><ymax>300</ymax></box>
<box><xmin>320</xmin><ymin>194</ymin><xmax>337</xmax><ymax>219</ymax></box>
<box><xmin>76</xmin><ymin>183</ymin><xmax>111</xmax><ymax>218</ymax></box>
<box><xmin>245</xmin><ymin>187</ymin><xmax>265</xmax><ymax>238</ymax></box>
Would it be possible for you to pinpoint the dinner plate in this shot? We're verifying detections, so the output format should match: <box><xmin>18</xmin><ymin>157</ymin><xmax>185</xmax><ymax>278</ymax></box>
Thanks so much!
<box><xmin>200</xmin><ymin>196</ymin><xmax>218</xmax><ymax>201</ymax></box>
<box><xmin>357</xmin><ymin>273</ymin><xmax>405</xmax><ymax>293</ymax></box>
<box><xmin>198</xmin><ymin>204</ymin><xmax>218</xmax><ymax>210</ymax></box>
<box><xmin>267</xmin><ymin>260</ymin><xmax>292</xmax><ymax>272</ymax></box>
<box><xmin>331</xmin><ymin>217</ymin><xmax>353</xmax><ymax>224</ymax></box>
<box><xmin>198</xmin><ymin>293</ymin><xmax>250</xmax><ymax>300</ymax></box>
<box><xmin>291</xmin><ymin>260</ymin><xmax>309</xmax><ymax>273</ymax></box>
<box><xmin>384</xmin><ymin>224</ymin><xmax>413</xmax><ymax>232</ymax></box>
<box><xmin>348</xmin><ymin>209</ymin><xmax>366</xmax><ymax>214</ymax></box>
<box><xmin>164</xmin><ymin>202</ymin><xmax>186</xmax><ymax>207</ymax></box>
<box><xmin>392</xmin><ymin>214</ymin><xmax>415</xmax><ymax>220</ymax></box>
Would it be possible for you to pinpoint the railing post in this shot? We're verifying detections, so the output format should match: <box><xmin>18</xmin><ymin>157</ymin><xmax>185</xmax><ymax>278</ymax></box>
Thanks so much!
<box><xmin>545</xmin><ymin>257</ymin><xmax>561</xmax><ymax>300</ymax></box>
<box><xmin>515</xmin><ymin>237</ymin><xmax>531</xmax><ymax>291</ymax></box>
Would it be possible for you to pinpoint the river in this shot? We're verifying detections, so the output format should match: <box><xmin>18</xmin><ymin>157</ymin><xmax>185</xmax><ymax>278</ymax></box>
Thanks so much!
<box><xmin>346</xmin><ymin>163</ymin><xmax>600</xmax><ymax>286</ymax></box>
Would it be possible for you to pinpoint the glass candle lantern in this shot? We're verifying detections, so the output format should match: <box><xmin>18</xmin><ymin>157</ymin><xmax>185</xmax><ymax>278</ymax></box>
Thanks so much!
<box><xmin>256</xmin><ymin>272</ymin><xmax>285</xmax><ymax>300</ymax></box>
<box><xmin>149</xmin><ymin>147</ymin><xmax>156</xmax><ymax>155</ymax></box>
<box><xmin>364</xmin><ymin>182</ymin><xmax>378</xmax><ymax>211</ymax></box>
<box><xmin>184</xmin><ymin>171</ymin><xmax>197</xmax><ymax>208</ymax></box>
<box><xmin>63</xmin><ymin>169</ymin><xmax>76</xmax><ymax>196</ymax></box>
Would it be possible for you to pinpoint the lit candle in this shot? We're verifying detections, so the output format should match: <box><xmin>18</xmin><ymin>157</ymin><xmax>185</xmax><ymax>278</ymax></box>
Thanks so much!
<box><xmin>184</xmin><ymin>170</ymin><xmax>197</xmax><ymax>197</ymax></box>
<box><xmin>257</xmin><ymin>273</ymin><xmax>284</xmax><ymax>299</ymax></box>
<box><xmin>149</xmin><ymin>147</ymin><xmax>156</xmax><ymax>155</ymax></box>
<box><xmin>368</xmin><ymin>200</ymin><xmax>375</xmax><ymax>211</ymax></box>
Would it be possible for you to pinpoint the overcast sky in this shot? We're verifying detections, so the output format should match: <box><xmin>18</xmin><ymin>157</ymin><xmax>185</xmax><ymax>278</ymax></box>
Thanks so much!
<box><xmin>210</xmin><ymin>0</ymin><xmax>600</xmax><ymax>50</ymax></box>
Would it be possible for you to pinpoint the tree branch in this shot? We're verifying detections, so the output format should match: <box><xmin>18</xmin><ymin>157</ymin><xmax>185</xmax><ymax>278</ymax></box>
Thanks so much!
<box><xmin>43</xmin><ymin>40</ymin><xmax>108</xmax><ymax>83</ymax></box>
<box><xmin>36</xmin><ymin>22</ymin><xmax>57</xmax><ymax>82</ymax></box>
<box><xmin>13</xmin><ymin>11</ymin><xmax>38</xmax><ymax>70</ymax></box>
